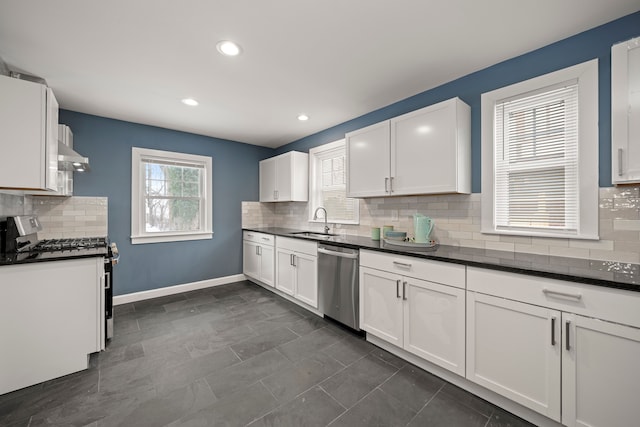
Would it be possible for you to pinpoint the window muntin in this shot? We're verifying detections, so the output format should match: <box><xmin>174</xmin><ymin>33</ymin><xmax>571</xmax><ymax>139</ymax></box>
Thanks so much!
<box><xmin>309</xmin><ymin>140</ymin><xmax>359</xmax><ymax>225</ymax></box>
<box><xmin>131</xmin><ymin>148</ymin><xmax>212</xmax><ymax>244</ymax></box>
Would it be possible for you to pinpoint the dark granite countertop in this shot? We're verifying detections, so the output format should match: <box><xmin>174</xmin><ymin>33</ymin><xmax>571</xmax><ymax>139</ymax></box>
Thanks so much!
<box><xmin>0</xmin><ymin>247</ymin><xmax>108</xmax><ymax>266</ymax></box>
<box><xmin>244</xmin><ymin>227</ymin><xmax>640</xmax><ymax>292</ymax></box>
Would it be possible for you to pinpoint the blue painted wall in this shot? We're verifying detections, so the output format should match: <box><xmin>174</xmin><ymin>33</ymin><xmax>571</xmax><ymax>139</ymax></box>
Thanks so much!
<box><xmin>275</xmin><ymin>11</ymin><xmax>640</xmax><ymax>192</ymax></box>
<box><xmin>59</xmin><ymin>111</ymin><xmax>272</xmax><ymax>296</ymax></box>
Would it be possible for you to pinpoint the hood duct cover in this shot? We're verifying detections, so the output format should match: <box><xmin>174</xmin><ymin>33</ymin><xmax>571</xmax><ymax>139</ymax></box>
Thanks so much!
<box><xmin>58</xmin><ymin>142</ymin><xmax>90</xmax><ymax>172</ymax></box>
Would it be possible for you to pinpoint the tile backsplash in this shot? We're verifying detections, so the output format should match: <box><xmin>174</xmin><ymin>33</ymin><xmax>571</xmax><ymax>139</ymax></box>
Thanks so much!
<box><xmin>0</xmin><ymin>194</ymin><xmax>108</xmax><ymax>239</ymax></box>
<box><xmin>242</xmin><ymin>186</ymin><xmax>640</xmax><ymax>263</ymax></box>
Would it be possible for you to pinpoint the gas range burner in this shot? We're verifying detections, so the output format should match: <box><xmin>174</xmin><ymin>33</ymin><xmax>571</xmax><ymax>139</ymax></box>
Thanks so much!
<box><xmin>31</xmin><ymin>237</ymin><xmax>108</xmax><ymax>252</ymax></box>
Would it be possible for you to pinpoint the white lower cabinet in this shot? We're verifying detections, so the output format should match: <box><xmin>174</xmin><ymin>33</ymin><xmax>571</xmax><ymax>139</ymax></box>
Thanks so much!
<box><xmin>275</xmin><ymin>237</ymin><xmax>318</xmax><ymax>308</ymax></box>
<box><xmin>360</xmin><ymin>250</ymin><xmax>466</xmax><ymax>376</ymax></box>
<box><xmin>242</xmin><ymin>231</ymin><xmax>275</xmax><ymax>287</ymax></box>
<box><xmin>466</xmin><ymin>267</ymin><xmax>640</xmax><ymax>427</ymax></box>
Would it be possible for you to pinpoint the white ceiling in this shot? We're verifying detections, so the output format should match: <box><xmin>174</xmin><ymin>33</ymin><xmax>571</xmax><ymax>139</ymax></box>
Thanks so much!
<box><xmin>1</xmin><ymin>1</ymin><xmax>638</xmax><ymax>148</ymax></box>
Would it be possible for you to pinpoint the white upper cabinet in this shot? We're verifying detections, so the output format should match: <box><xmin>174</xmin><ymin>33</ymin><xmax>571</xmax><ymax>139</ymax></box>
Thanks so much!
<box><xmin>0</xmin><ymin>75</ymin><xmax>58</xmax><ymax>191</ymax></box>
<box><xmin>259</xmin><ymin>151</ymin><xmax>308</xmax><ymax>202</ymax></box>
<box><xmin>612</xmin><ymin>36</ymin><xmax>640</xmax><ymax>184</ymax></box>
<box><xmin>347</xmin><ymin>97</ymin><xmax>471</xmax><ymax>197</ymax></box>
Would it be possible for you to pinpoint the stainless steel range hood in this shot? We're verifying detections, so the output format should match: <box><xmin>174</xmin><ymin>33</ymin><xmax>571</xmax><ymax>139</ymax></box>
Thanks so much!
<box><xmin>58</xmin><ymin>142</ymin><xmax>90</xmax><ymax>172</ymax></box>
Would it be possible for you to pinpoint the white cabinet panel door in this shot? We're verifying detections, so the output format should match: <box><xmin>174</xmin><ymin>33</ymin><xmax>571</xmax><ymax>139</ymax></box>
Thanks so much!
<box><xmin>243</xmin><ymin>241</ymin><xmax>260</xmax><ymax>280</ymax></box>
<box><xmin>360</xmin><ymin>266</ymin><xmax>403</xmax><ymax>347</ymax></box>
<box><xmin>404</xmin><ymin>278</ymin><xmax>466</xmax><ymax>376</ymax></box>
<box><xmin>562</xmin><ymin>314</ymin><xmax>640</xmax><ymax>427</ymax></box>
<box><xmin>259</xmin><ymin>157</ymin><xmax>277</xmax><ymax>201</ymax></box>
<box><xmin>275</xmin><ymin>154</ymin><xmax>292</xmax><ymax>201</ymax></box>
<box><xmin>391</xmin><ymin>103</ymin><xmax>457</xmax><ymax>195</ymax></box>
<box><xmin>466</xmin><ymin>292</ymin><xmax>561</xmax><ymax>421</ymax></box>
<box><xmin>293</xmin><ymin>252</ymin><xmax>318</xmax><ymax>308</ymax></box>
<box><xmin>275</xmin><ymin>248</ymin><xmax>295</xmax><ymax>296</ymax></box>
<box><xmin>346</xmin><ymin>121</ymin><xmax>390</xmax><ymax>197</ymax></box>
<box><xmin>259</xmin><ymin>245</ymin><xmax>275</xmax><ymax>287</ymax></box>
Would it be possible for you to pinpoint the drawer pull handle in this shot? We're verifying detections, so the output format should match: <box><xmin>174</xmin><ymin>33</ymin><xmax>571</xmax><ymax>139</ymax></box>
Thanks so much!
<box><xmin>618</xmin><ymin>148</ymin><xmax>624</xmax><ymax>176</ymax></box>
<box><xmin>396</xmin><ymin>280</ymin><xmax>401</xmax><ymax>299</ymax></box>
<box><xmin>542</xmin><ymin>289</ymin><xmax>582</xmax><ymax>301</ymax></box>
<box><xmin>393</xmin><ymin>261</ymin><xmax>412</xmax><ymax>269</ymax></box>
<box><xmin>261</xmin><ymin>237</ymin><xmax>270</xmax><ymax>241</ymax></box>
<box><xmin>551</xmin><ymin>316</ymin><xmax>556</xmax><ymax>346</ymax></box>
<box><xmin>402</xmin><ymin>281</ymin><xmax>407</xmax><ymax>300</ymax></box>
<box><xmin>566</xmin><ymin>321</ymin><xmax>571</xmax><ymax>351</ymax></box>
<box><xmin>385</xmin><ymin>177</ymin><xmax>390</xmax><ymax>193</ymax></box>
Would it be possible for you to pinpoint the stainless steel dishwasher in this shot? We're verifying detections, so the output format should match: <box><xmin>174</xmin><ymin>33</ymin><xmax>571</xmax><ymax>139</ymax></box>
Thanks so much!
<box><xmin>317</xmin><ymin>243</ymin><xmax>360</xmax><ymax>330</ymax></box>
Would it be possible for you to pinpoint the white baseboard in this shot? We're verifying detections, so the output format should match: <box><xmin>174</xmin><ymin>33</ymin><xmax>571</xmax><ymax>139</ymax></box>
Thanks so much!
<box><xmin>113</xmin><ymin>274</ymin><xmax>247</xmax><ymax>305</ymax></box>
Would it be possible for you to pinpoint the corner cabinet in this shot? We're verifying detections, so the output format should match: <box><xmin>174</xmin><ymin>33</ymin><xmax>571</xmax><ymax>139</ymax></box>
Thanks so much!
<box><xmin>359</xmin><ymin>250</ymin><xmax>466</xmax><ymax>376</ymax></box>
<box><xmin>275</xmin><ymin>237</ymin><xmax>318</xmax><ymax>308</ymax></box>
<box><xmin>346</xmin><ymin>97</ymin><xmax>470</xmax><ymax>197</ymax></box>
<box><xmin>259</xmin><ymin>151</ymin><xmax>309</xmax><ymax>202</ymax></box>
<box><xmin>243</xmin><ymin>231</ymin><xmax>275</xmax><ymax>287</ymax></box>
<box><xmin>466</xmin><ymin>267</ymin><xmax>640</xmax><ymax>427</ymax></box>
<box><xmin>0</xmin><ymin>75</ymin><xmax>59</xmax><ymax>191</ymax></box>
<box><xmin>612</xmin><ymin>36</ymin><xmax>640</xmax><ymax>184</ymax></box>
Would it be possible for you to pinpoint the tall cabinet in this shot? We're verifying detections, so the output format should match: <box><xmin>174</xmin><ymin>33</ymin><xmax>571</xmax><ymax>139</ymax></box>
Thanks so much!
<box><xmin>346</xmin><ymin>97</ymin><xmax>470</xmax><ymax>197</ymax></box>
<box><xmin>0</xmin><ymin>75</ymin><xmax>58</xmax><ymax>191</ymax></box>
<box><xmin>612</xmin><ymin>36</ymin><xmax>640</xmax><ymax>184</ymax></box>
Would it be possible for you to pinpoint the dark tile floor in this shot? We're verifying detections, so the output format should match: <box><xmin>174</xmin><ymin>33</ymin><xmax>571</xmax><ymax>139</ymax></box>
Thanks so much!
<box><xmin>0</xmin><ymin>280</ymin><xmax>534</xmax><ymax>427</ymax></box>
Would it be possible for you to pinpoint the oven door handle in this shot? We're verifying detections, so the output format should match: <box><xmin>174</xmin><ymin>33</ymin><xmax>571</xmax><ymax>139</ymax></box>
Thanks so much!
<box><xmin>104</xmin><ymin>271</ymin><xmax>111</xmax><ymax>290</ymax></box>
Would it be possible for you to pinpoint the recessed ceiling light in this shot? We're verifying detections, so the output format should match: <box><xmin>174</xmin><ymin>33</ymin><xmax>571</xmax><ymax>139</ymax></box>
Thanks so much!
<box><xmin>298</xmin><ymin>114</ymin><xmax>309</xmax><ymax>121</ymax></box>
<box><xmin>182</xmin><ymin>98</ymin><xmax>199</xmax><ymax>106</ymax></box>
<box><xmin>216</xmin><ymin>40</ymin><xmax>241</xmax><ymax>56</ymax></box>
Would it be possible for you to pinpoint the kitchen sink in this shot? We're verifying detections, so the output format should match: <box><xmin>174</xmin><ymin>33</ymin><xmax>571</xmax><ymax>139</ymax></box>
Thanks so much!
<box><xmin>289</xmin><ymin>231</ymin><xmax>336</xmax><ymax>239</ymax></box>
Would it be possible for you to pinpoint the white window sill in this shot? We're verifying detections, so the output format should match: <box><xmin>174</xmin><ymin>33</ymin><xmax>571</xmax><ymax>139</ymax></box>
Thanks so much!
<box><xmin>131</xmin><ymin>231</ymin><xmax>213</xmax><ymax>245</ymax></box>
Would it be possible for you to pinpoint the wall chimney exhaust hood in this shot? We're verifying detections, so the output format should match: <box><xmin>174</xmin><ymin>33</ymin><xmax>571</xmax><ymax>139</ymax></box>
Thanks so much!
<box><xmin>58</xmin><ymin>142</ymin><xmax>90</xmax><ymax>172</ymax></box>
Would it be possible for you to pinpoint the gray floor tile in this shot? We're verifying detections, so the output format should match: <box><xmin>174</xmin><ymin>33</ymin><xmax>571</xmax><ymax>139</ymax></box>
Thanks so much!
<box><xmin>205</xmin><ymin>348</ymin><xmax>293</xmax><ymax>399</ymax></box>
<box><xmin>320</xmin><ymin>353</ymin><xmax>399</xmax><ymax>409</ymax></box>
<box><xmin>262</xmin><ymin>352</ymin><xmax>345</xmax><ymax>402</ymax></box>
<box><xmin>379</xmin><ymin>364</ymin><xmax>445</xmax><ymax>412</ymax></box>
<box><xmin>98</xmin><ymin>342</ymin><xmax>145</xmax><ymax>369</ymax></box>
<box><xmin>184</xmin><ymin>324</ymin><xmax>256</xmax><ymax>359</ymax></box>
<box><xmin>288</xmin><ymin>315</ymin><xmax>330</xmax><ymax>335</ymax></box>
<box><xmin>231</xmin><ymin>326</ymin><xmax>299</xmax><ymax>360</ymax></box>
<box><xmin>169</xmin><ymin>381</ymin><xmax>278</xmax><ymax>427</ymax></box>
<box><xmin>329</xmin><ymin>388</ymin><xmax>416</xmax><ymax>427</ymax></box>
<box><xmin>277</xmin><ymin>326</ymin><xmax>344</xmax><ymax>362</ymax></box>
<box><xmin>250</xmin><ymin>386</ymin><xmax>345</xmax><ymax>427</ymax></box>
<box><xmin>488</xmin><ymin>407</ymin><xmax>536</xmax><ymax>426</ymax></box>
<box><xmin>440</xmin><ymin>382</ymin><xmax>496</xmax><ymax>417</ymax></box>
<box><xmin>407</xmin><ymin>392</ymin><xmax>490</xmax><ymax>427</ymax></box>
<box><xmin>249</xmin><ymin>311</ymin><xmax>307</xmax><ymax>335</ymax></box>
<box><xmin>322</xmin><ymin>336</ymin><xmax>374</xmax><ymax>366</ymax></box>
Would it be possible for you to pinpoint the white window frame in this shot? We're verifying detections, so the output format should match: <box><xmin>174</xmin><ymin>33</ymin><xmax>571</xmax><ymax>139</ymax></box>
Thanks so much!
<box><xmin>308</xmin><ymin>139</ymin><xmax>360</xmax><ymax>225</ymax></box>
<box><xmin>481</xmin><ymin>59</ymin><xmax>599</xmax><ymax>239</ymax></box>
<box><xmin>131</xmin><ymin>147</ymin><xmax>213</xmax><ymax>244</ymax></box>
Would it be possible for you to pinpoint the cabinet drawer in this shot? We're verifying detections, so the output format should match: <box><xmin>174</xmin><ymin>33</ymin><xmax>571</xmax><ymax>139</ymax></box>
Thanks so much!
<box><xmin>243</xmin><ymin>231</ymin><xmax>275</xmax><ymax>246</ymax></box>
<box><xmin>276</xmin><ymin>236</ymin><xmax>317</xmax><ymax>256</ymax></box>
<box><xmin>360</xmin><ymin>250</ymin><xmax>465</xmax><ymax>289</ymax></box>
<box><xmin>467</xmin><ymin>267</ymin><xmax>640</xmax><ymax>329</ymax></box>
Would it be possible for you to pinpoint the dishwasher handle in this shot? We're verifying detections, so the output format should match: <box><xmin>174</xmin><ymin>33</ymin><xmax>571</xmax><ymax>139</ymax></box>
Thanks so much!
<box><xmin>317</xmin><ymin>247</ymin><xmax>359</xmax><ymax>259</ymax></box>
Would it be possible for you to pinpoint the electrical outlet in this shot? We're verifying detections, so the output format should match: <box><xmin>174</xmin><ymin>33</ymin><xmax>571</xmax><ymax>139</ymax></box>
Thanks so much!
<box><xmin>391</xmin><ymin>209</ymin><xmax>399</xmax><ymax>221</ymax></box>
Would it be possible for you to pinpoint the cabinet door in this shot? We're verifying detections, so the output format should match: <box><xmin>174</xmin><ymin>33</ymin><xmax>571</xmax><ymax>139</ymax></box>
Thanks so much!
<box><xmin>275</xmin><ymin>248</ymin><xmax>295</xmax><ymax>295</ymax></box>
<box><xmin>259</xmin><ymin>157</ymin><xmax>277</xmax><ymax>201</ymax></box>
<box><xmin>275</xmin><ymin>154</ymin><xmax>292</xmax><ymax>201</ymax></box>
<box><xmin>45</xmin><ymin>88</ymin><xmax>59</xmax><ymax>191</ymax></box>
<box><xmin>293</xmin><ymin>252</ymin><xmax>318</xmax><ymax>308</ymax></box>
<box><xmin>466</xmin><ymin>292</ymin><xmax>561</xmax><ymax>421</ymax></box>
<box><xmin>243</xmin><ymin>241</ymin><xmax>260</xmax><ymax>280</ymax></box>
<box><xmin>612</xmin><ymin>37</ymin><xmax>640</xmax><ymax>184</ymax></box>
<box><xmin>359</xmin><ymin>266</ymin><xmax>403</xmax><ymax>347</ymax></box>
<box><xmin>562</xmin><ymin>314</ymin><xmax>640</xmax><ymax>427</ymax></box>
<box><xmin>404</xmin><ymin>278</ymin><xmax>466</xmax><ymax>376</ymax></box>
<box><xmin>259</xmin><ymin>245</ymin><xmax>275</xmax><ymax>287</ymax></box>
<box><xmin>346</xmin><ymin>121</ymin><xmax>390</xmax><ymax>197</ymax></box>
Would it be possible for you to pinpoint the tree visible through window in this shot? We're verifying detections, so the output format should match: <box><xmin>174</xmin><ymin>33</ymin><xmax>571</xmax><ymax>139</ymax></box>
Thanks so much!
<box><xmin>131</xmin><ymin>147</ymin><xmax>213</xmax><ymax>244</ymax></box>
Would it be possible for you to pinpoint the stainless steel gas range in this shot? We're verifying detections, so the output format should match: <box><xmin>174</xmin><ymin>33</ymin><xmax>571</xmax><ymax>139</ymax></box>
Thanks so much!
<box><xmin>0</xmin><ymin>215</ymin><xmax>119</xmax><ymax>341</ymax></box>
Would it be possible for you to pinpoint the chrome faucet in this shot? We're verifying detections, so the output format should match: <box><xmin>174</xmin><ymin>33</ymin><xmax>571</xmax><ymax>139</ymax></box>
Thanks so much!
<box><xmin>313</xmin><ymin>207</ymin><xmax>330</xmax><ymax>234</ymax></box>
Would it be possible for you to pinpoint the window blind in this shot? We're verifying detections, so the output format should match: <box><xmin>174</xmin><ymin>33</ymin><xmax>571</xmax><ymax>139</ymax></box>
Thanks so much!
<box><xmin>494</xmin><ymin>83</ymin><xmax>579</xmax><ymax>233</ymax></box>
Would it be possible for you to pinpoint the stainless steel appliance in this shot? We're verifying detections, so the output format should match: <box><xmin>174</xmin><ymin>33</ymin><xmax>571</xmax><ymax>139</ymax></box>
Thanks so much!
<box><xmin>1</xmin><ymin>215</ymin><xmax>118</xmax><ymax>341</ymax></box>
<box><xmin>318</xmin><ymin>243</ymin><xmax>360</xmax><ymax>330</ymax></box>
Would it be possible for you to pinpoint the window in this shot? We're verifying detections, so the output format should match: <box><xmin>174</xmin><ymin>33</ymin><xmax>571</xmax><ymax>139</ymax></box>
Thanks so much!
<box><xmin>131</xmin><ymin>147</ymin><xmax>212</xmax><ymax>244</ymax></box>
<box><xmin>309</xmin><ymin>139</ymin><xmax>359</xmax><ymax>225</ymax></box>
<box><xmin>481</xmin><ymin>59</ymin><xmax>599</xmax><ymax>239</ymax></box>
